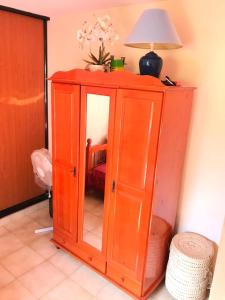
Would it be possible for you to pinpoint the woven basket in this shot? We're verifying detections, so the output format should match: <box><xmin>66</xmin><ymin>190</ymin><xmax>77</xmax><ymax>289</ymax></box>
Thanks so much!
<box><xmin>145</xmin><ymin>216</ymin><xmax>171</xmax><ymax>279</ymax></box>
<box><xmin>165</xmin><ymin>232</ymin><xmax>214</xmax><ymax>300</ymax></box>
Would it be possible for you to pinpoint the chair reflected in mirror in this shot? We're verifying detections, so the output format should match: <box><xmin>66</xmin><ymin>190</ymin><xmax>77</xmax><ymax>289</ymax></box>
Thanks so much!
<box><xmin>83</xmin><ymin>138</ymin><xmax>107</xmax><ymax>250</ymax></box>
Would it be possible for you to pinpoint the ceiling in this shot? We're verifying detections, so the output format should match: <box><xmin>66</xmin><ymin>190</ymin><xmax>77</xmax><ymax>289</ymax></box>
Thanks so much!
<box><xmin>0</xmin><ymin>0</ymin><xmax>153</xmax><ymax>17</ymax></box>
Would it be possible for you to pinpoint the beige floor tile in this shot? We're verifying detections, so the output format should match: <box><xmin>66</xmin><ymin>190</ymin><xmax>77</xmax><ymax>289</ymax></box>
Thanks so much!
<box><xmin>0</xmin><ymin>201</ymin><xmax>173</xmax><ymax>300</ymax></box>
<box><xmin>18</xmin><ymin>261</ymin><xmax>65</xmax><ymax>298</ymax></box>
<box><xmin>84</xmin><ymin>212</ymin><xmax>102</xmax><ymax>231</ymax></box>
<box><xmin>91</xmin><ymin>224</ymin><xmax>104</xmax><ymax>237</ymax></box>
<box><xmin>29</xmin><ymin>207</ymin><xmax>50</xmax><ymax>222</ymax></box>
<box><xmin>38</xmin><ymin>200</ymin><xmax>49</xmax><ymax>208</ymax></box>
<box><xmin>11</xmin><ymin>220</ymin><xmax>43</xmax><ymax>244</ymax></box>
<box><xmin>84</xmin><ymin>196</ymin><xmax>102</xmax><ymax>212</ymax></box>
<box><xmin>0</xmin><ymin>264</ymin><xmax>15</xmax><ymax>288</ymax></box>
<box><xmin>0</xmin><ymin>280</ymin><xmax>36</xmax><ymax>300</ymax></box>
<box><xmin>40</xmin><ymin>278</ymin><xmax>94</xmax><ymax>300</ymax></box>
<box><xmin>8</xmin><ymin>209</ymin><xmax>27</xmax><ymax>220</ymax></box>
<box><xmin>111</xmin><ymin>289</ymin><xmax>135</xmax><ymax>300</ymax></box>
<box><xmin>96</xmin><ymin>283</ymin><xmax>121</xmax><ymax>300</ymax></box>
<box><xmin>36</xmin><ymin>215</ymin><xmax>53</xmax><ymax>228</ymax></box>
<box><xmin>91</xmin><ymin>204</ymin><xmax>104</xmax><ymax>217</ymax></box>
<box><xmin>25</xmin><ymin>204</ymin><xmax>52</xmax><ymax>229</ymax></box>
<box><xmin>0</xmin><ymin>215</ymin><xmax>11</xmax><ymax>226</ymax></box>
<box><xmin>49</xmin><ymin>250</ymin><xmax>81</xmax><ymax>275</ymax></box>
<box><xmin>29</xmin><ymin>235</ymin><xmax>57</xmax><ymax>259</ymax></box>
<box><xmin>22</xmin><ymin>205</ymin><xmax>39</xmax><ymax>215</ymax></box>
<box><xmin>148</xmin><ymin>283</ymin><xmax>175</xmax><ymax>299</ymax></box>
<box><xmin>96</xmin><ymin>283</ymin><xmax>134</xmax><ymax>300</ymax></box>
<box><xmin>23</xmin><ymin>200</ymin><xmax>49</xmax><ymax>215</ymax></box>
<box><xmin>0</xmin><ymin>226</ymin><xmax>8</xmax><ymax>237</ymax></box>
<box><xmin>70</xmin><ymin>265</ymin><xmax>108</xmax><ymax>296</ymax></box>
<box><xmin>1</xmin><ymin>246</ymin><xmax>44</xmax><ymax>277</ymax></box>
<box><xmin>97</xmin><ymin>282</ymin><xmax>176</xmax><ymax>300</ymax></box>
<box><xmin>43</xmin><ymin>231</ymin><xmax>53</xmax><ymax>241</ymax></box>
<box><xmin>4</xmin><ymin>215</ymin><xmax>33</xmax><ymax>232</ymax></box>
<box><xmin>83</xmin><ymin>231</ymin><xmax>102</xmax><ymax>250</ymax></box>
<box><xmin>0</xmin><ymin>233</ymin><xmax>24</xmax><ymax>259</ymax></box>
<box><xmin>148</xmin><ymin>285</ymin><xmax>208</xmax><ymax>299</ymax></box>
<box><xmin>113</xmin><ymin>290</ymin><xmax>134</xmax><ymax>300</ymax></box>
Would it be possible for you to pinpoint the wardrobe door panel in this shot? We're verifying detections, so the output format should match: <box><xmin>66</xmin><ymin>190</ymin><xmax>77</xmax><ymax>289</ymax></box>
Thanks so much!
<box><xmin>53</xmin><ymin>166</ymin><xmax>77</xmax><ymax>236</ymax></box>
<box><xmin>52</xmin><ymin>83</ymin><xmax>80</xmax><ymax>244</ymax></box>
<box><xmin>75</xmin><ymin>86</ymin><xmax>116</xmax><ymax>273</ymax></box>
<box><xmin>107</xmin><ymin>89</ymin><xmax>163</xmax><ymax>291</ymax></box>
<box><xmin>0</xmin><ymin>10</ymin><xmax>46</xmax><ymax>211</ymax></box>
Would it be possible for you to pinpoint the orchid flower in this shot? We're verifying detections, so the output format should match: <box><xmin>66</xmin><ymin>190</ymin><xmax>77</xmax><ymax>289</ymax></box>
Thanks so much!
<box><xmin>76</xmin><ymin>15</ymin><xmax>119</xmax><ymax>65</ymax></box>
<box><xmin>76</xmin><ymin>15</ymin><xmax>119</xmax><ymax>48</ymax></box>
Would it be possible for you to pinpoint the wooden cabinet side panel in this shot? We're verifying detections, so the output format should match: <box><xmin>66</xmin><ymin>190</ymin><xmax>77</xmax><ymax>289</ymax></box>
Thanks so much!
<box><xmin>52</xmin><ymin>83</ymin><xmax>80</xmax><ymax>244</ymax></box>
<box><xmin>152</xmin><ymin>89</ymin><xmax>193</xmax><ymax>229</ymax></box>
<box><xmin>142</xmin><ymin>88</ymin><xmax>193</xmax><ymax>295</ymax></box>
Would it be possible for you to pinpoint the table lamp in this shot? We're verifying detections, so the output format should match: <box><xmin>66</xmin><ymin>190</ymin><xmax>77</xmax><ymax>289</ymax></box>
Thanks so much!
<box><xmin>125</xmin><ymin>9</ymin><xmax>182</xmax><ymax>78</ymax></box>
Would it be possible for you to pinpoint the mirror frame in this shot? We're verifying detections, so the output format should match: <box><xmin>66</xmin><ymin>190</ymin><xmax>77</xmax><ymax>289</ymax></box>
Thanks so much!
<box><xmin>76</xmin><ymin>86</ymin><xmax>116</xmax><ymax>263</ymax></box>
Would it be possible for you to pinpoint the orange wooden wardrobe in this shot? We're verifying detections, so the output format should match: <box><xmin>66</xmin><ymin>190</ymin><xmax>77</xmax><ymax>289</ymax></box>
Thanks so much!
<box><xmin>50</xmin><ymin>69</ymin><xmax>194</xmax><ymax>299</ymax></box>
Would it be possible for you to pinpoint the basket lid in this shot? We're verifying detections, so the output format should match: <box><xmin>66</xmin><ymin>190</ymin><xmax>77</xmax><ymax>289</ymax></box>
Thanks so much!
<box><xmin>171</xmin><ymin>232</ymin><xmax>214</xmax><ymax>261</ymax></box>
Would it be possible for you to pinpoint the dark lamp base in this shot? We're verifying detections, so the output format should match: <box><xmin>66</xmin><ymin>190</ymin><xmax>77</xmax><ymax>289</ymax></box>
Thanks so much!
<box><xmin>139</xmin><ymin>51</ymin><xmax>163</xmax><ymax>78</ymax></box>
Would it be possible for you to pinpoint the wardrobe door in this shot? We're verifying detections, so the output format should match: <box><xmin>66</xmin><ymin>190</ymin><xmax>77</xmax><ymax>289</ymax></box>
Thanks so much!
<box><xmin>0</xmin><ymin>9</ymin><xmax>48</xmax><ymax>212</ymax></box>
<box><xmin>75</xmin><ymin>86</ymin><xmax>116</xmax><ymax>273</ymax></box>
<box><xmin>107</xmin><ymin>89</ymin><xmax>163</xmax><ymax>296</ymax></box>
<box><xmin>52</xmin><ymin>83</ymin><xmax>80</xmax><ymax>250</ymax></box>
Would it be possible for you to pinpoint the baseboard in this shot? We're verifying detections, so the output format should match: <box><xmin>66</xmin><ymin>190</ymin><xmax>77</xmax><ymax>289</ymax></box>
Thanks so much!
<box><xmin>0</xmin><ymin>193</ymin><xmax>48</xmax><ymax>218</ymax></box>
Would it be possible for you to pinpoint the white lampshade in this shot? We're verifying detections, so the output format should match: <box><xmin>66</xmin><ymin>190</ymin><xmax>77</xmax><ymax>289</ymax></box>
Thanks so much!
<box><xmin>125</xmin><ymin>9</ymin><xmax>182</xmax><ymax>50</ymax></box>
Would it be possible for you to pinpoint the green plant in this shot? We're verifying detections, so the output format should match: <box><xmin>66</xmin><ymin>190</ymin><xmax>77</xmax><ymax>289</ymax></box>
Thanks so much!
<box><xmin>83</xmin><ymin>42</ymin><xmax>111</xmax><ymax>65</ymax></box>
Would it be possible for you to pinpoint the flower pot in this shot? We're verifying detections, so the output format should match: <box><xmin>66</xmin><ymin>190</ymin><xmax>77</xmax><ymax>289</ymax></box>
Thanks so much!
<box><xmin>88</xmin><ymin>64</ymin><xmax>105</xmax><ymax>72</ymax></box>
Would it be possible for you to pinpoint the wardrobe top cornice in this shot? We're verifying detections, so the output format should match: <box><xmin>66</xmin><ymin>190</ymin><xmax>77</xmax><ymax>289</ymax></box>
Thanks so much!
<box><xmin>50</xmin><ymin>69</ymin><xmax>194</xmax><ymax>92</ymax></box>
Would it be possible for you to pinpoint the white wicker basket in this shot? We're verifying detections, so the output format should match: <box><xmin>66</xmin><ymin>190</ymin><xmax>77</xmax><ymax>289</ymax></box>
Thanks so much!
<box><xmin>165</xmin><ymin>232</ymin><xmax>214</xmax><ymax>300</ymax></box>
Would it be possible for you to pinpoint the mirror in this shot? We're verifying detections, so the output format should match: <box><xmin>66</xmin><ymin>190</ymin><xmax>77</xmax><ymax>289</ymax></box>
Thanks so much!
<box><xmin>83</xmin><ymin>93</ymin><xmax>110</xmax><ymax>250</ymax></box>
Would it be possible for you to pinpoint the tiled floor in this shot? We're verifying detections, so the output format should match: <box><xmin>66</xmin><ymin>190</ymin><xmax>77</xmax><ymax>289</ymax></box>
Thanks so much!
<box><xmin>0</xmin><ymin>200</ymin><xmax>175</xmax><ymax>300</ymax></box>
<box><xmin>83</xmin><ymin>193</ymin><xmax>104</xmax><ymax>250</ymax></box>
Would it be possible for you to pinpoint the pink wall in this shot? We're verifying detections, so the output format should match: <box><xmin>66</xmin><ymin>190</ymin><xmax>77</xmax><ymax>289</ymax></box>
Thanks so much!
<box><xmin>48</xmin><ymin>0</ymin><xmax>225</xmax><ymax>243</ymax></box>
<box><xmin>210</xmin><ymin>219</ymin><xmax>225</xmax><ymax>299</ymax></box>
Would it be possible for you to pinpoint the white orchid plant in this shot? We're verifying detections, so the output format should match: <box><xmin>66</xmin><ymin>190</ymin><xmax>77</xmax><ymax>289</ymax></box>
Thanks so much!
<box><xmin>77</xmin><ymin>15</ymin><xmax>119</xmax><ymax>66</ymax></box>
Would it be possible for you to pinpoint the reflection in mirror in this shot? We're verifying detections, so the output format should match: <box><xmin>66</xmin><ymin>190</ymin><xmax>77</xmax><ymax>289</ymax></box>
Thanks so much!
<box><xmin>83</xmin><ymin>94</ymin><xmax>110</xmax><ymax>250</ymax></box>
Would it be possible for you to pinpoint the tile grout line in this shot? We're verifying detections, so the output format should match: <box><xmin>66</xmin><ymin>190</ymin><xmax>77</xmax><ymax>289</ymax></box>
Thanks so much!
<box><xmin>18</xmin><ymin>263</ymin><xmax>67</xmax><ymax>300</ymax></box>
